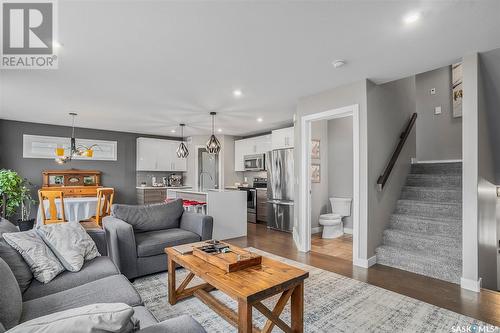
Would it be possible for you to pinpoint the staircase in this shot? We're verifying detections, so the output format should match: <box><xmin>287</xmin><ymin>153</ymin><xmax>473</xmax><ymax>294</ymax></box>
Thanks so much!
<box><xmin>375</xmin><ymin>162</ymin><xmax>462</xmax><ymax>284</ymax></box>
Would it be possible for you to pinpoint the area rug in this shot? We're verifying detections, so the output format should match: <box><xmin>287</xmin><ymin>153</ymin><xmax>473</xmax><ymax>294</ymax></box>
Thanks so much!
<box><xmin>133</xmin><ymin>248</ymin><xmax>498</xmax><ymax>333</ymax></box>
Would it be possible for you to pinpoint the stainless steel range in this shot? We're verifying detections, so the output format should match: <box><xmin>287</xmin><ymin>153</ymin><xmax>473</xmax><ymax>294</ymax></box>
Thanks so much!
<box><xmin>266</xmin><ymin>149</ymin><xmax>294</xmax><ymax>232</ymax></box>
<box><xmin>239</xmin><ymin>177</ymin><xmax>267</xmax><ymax>224</ymax></box>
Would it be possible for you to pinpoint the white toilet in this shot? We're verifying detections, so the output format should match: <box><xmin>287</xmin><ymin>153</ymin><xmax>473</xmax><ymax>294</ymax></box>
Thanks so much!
<box><xmin>319</xmin><ymin>197</ymin><xmax>352</xmax><ymax>239</ymax></box>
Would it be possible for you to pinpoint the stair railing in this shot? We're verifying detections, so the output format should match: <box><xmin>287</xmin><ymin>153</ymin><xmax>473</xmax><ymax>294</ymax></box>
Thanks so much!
<box><xmin>377</xmin><ymin>112</ymin><xmax>418</xmax><ymax>191</ymax></box>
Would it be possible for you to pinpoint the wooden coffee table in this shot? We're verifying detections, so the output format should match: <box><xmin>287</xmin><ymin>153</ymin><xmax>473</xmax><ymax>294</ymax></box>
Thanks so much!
<box><xmin>165</xmin><ymin>244</ymin><xmax>309</xmax><ymax>333</ymax></box>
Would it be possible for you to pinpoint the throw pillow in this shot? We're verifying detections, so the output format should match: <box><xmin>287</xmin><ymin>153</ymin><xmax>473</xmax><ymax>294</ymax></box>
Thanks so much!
<box><xmin>3</xmin><ymin>230</ymin><xmax>64</xmax><ymax>284</ymax></box>
<box><xmin>0</xmin><ymin>218</ymin><xmax>33</xmax><ymax>293</ymax></box>
<box><xmin>7</xmin><ymin>303</ymin><xmax>140</xmax><ymax>333</ymax></box>
<box><xmin>36</xmin><ymin>223</ymin><xmax>100</xmax><ymax>272</ymax></box>
<box><xmin>111</xmin><ymin>199</ymin><xmax>184</xmax><ymax>232</ymax></box>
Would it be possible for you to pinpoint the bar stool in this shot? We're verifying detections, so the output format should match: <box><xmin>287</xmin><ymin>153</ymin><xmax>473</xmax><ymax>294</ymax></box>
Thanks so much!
<box><xmin>196</xmin><ymin>202</ymin><xmax>207</xmax><ymax>215</ymax></box>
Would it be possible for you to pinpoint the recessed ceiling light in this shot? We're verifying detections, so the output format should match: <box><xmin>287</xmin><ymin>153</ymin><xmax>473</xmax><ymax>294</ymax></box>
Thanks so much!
<box><xmin>233</xmin><ymin>89</ymin><xmax>243</xmax><ymax>98</ymax></box>
<box><xmin>403</xmin><ymin>12</ymin><xmax>420</xmax><ymax>25</ymax></box>
<box><xmin>217</xmin><ymin>128</ymin><xmax>222</xmax><ymax>132</ymax></box>
<box><xmin>257</xmin><ymin>117</ymin><xmax>263</xmax><ymax>122</ymax></box>
<box><xmin>171</xmin><ymin>129</ymin><xmax>176</xmax><ymax>133</ymax></box>
<box><xmin>332</xmin><ymin>60</ymin><xmax>346</xmax><ymax>68</ymax></box>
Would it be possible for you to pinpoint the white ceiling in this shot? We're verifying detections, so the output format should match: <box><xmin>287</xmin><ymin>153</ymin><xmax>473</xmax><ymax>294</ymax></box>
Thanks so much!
<box><xmin>1</xmin><ymin>0</ymin><xmax>500</xmax><ymax>137</ymax></box>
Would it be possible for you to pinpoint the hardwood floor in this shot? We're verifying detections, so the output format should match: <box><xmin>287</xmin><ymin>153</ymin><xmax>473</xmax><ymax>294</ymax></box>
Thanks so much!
<box><xmin>226</xmin><ymin>223</ymin><xmax>500</xmax><ymax>327</ymax></box>
<box><xmin>311</xmin><ymin>233</ymin><xmax>352</xmax><ymax>261</ymax></box>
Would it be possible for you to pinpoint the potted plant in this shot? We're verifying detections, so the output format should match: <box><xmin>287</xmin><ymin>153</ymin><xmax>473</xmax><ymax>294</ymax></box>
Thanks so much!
<box><xmin>0</xmin><ymin>169</ymin><xmax>36</xmax><ymax>231</ymax></box>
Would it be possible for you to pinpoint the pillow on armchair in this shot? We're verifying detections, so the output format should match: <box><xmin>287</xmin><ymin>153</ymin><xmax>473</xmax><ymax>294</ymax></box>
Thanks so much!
<box><xmin>111</xmin><ymin>199</ymin><xmax>184</xmax><ymax>233</ymax></box>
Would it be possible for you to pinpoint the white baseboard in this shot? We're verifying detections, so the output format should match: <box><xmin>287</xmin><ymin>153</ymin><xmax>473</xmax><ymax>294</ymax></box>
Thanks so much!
<box><xmin>412</xmin><ymin>159</ymin><xmax>463</xmax><ymax>164</ymax></box>
<box><xmin>344</xmin><ymin>227</ymin><xmax>353</xmax><ymax>234</ymax></box>
<box><xmin>460</xmin><ymin>277</ymin><xmax>482</xmax><ymax>292</ymax></box>
<box><xmin>311</xmin><ymin>226</ymin><xmax>322</xmax><ymax>234</ymax></box>
<box><xmin>353</xmin><ymin>255</ymin><xmax>377</xmax><ymax>268</ymax></box>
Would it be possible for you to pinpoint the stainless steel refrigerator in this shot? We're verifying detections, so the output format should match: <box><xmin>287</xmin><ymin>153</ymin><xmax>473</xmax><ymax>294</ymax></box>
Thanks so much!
<box><xmin>266</xmin><ymin>149</ymin><xmax>294</xmax><ymax>232</ymax></box>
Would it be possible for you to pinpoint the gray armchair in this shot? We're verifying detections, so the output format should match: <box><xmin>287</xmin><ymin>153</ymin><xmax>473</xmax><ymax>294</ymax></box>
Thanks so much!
<box><xmin>103</xmin><ymin>199</ymin><xmax>213</xmax><ymax>279</ymax></box>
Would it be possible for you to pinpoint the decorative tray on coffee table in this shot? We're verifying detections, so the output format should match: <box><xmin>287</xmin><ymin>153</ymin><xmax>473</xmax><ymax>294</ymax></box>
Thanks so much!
<box><xmin>192</xmin><ymin>241</ymin><xmax>262</xmax><ymax>272</ymax></box>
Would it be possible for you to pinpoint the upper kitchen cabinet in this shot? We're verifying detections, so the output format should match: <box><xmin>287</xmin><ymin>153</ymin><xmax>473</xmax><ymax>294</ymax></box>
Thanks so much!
<box><xmin>136</xmin><ymin>138</ymin><xmax>187</xmax><ymax>172</ymax></box>
<box><xmin>271</xmin><ymin>127</ymin><xmax>294</xmax><ymax>150</ymax></box>
<box><xmin>234</xmin><ymin>134</ymin><xmax>272</xmax><ymax>171</ymax></box>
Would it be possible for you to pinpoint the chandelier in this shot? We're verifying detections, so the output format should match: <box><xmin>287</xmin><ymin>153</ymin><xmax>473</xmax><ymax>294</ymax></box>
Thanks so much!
<box><xmin>206</xmin><ymin>112</ymin><xmax>221</xmax><ymax>154</ymax></box>
<box><xmin>55</xmin><ymin>113</ymin><xmax>100</xmax><ymax>164</ymax></box>
<box><xmin>176</xmin><ymin>124</ymin><xmax>189</xmax><ymax>158</ymax></box>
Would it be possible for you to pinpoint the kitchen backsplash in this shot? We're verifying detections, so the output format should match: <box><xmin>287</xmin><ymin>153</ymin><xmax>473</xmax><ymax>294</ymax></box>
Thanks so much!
<box><xmin>136</xmin><ymin>171</ymin><xmax>185</xmax><ymax>186</ymax></box>
<box><xmin>241</xmin><ymin>171</ymin><xmax>267</xmax><ymax>186</ymax></box>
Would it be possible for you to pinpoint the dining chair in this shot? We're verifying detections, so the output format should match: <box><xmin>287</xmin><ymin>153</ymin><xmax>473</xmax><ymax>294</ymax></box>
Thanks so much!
<box><xmin>81</xmin><ymin>188</ymin><xmax>115</xmax><ymax>229</ymax></box>
<box><xmin>38</xmin><ymin>190</ymin><xmax>66</xmax><ymax>224</ymax></box>
<box><xmin>95</xmin><ymin>188</ymin><xmax>114</xmax><ymax>226</ymax></box>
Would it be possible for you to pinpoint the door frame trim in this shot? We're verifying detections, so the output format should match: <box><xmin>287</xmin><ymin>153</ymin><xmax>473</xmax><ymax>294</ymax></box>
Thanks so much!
<box><xmin>298</xmin><ymin>104</ymin><xmax>364</xmax><ymax>265</ymax></box>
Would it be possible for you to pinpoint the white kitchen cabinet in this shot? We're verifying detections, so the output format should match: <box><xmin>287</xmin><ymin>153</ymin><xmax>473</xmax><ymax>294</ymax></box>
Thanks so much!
<box><xmin>136</xmin><ymin>138</ymin><xmax>187</xmax><ymax>172</ymax></box>
<box><xmin>271</xmin><ymin>127</ymin><xmax>294</xmax><ymax>150</ymax></box>
<box><xmin>137</xmin><ymin>138</ymin><xmax>161</xmax><ymax>171</ymax></box>
<box><xmin>234</xmin><ymin>134</ymin><xmax>272</xmax><ymax>171</ymax></box>
<box><xmin>234</xmin><ymin>140</ymin><xmax>247</xmax><ymax>172</ymax></box>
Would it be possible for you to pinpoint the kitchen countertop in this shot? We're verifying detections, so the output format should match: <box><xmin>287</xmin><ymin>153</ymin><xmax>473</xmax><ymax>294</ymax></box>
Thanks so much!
<box><xmin>167</xmin><ymin>187</ymin><xmax>240</xmax><ymax>195</ymax></box>
<box><xmin>136</xmin><ymin>186</ymin><xmax>192</xmax><ymax>190</ymax></box>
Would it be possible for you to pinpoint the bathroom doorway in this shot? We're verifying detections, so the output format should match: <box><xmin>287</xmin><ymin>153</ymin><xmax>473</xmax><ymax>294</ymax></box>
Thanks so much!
<box><xmin>298</xmin><ymin>104</ymin><xmax>364</xmax><ymax>266</ymax></box>
<box><xmin>308</xmin><ymin>115</ymin><xmax>354</xmax><ymax>262</ymax></box>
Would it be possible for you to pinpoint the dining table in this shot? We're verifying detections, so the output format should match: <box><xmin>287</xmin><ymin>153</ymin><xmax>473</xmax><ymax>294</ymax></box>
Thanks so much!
<box><xmin>36</xmin><ymin>196</ymin><xmax>99</xmax><ymax>225</ymax></box>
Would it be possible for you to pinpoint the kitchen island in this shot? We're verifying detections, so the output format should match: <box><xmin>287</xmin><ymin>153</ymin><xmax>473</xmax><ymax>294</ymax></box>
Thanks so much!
<box><xmin>167</xmin><ymin>188</ymin><xmax>247</xmax><ymax>240</ymax></box>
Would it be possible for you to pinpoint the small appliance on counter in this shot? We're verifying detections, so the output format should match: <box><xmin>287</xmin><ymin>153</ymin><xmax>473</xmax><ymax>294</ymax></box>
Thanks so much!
<box><xmin>168</xmin><ymin>174</ymin><xmax>183</xmax><ymax>187</ymax></box>
<box><xmin>150</xmin><ymin>176</ymin><xmax>166</xmax><ymax>187</ymax></box>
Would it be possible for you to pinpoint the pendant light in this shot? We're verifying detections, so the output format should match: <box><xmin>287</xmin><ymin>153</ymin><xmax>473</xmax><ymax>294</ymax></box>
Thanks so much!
<box><xmin>176</xmin><ymin>124</ymin><xmax>189</xmax><ymax>158</ymax></box>
<box><xmin>54</xmin><ymin>113</ymin><xmax>100</xmax><ymax>164</ymax></box>
<box><xmin>206</xmin><ymin>112</ymin><xmax>221</xmax><ymax>154</ymax></box>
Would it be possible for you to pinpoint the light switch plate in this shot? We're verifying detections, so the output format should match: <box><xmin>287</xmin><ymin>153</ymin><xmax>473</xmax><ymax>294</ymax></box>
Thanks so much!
<box><xmin>430</xmin><ymin>88</ymin><xmax>436</xmax><ymax>95</ymax></box>
<box><xmin>435</xmin><ymin>106</ymin><xmax>442</xmax><ymax>115</ymax></box>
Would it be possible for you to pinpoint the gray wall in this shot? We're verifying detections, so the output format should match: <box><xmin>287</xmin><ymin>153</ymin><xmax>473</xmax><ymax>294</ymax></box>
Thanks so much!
<box><xmin>415</xmin><ymin>66</ymin><xmax>462</xmax><ymax>161</ymax></box>
<box><xmin>0</xmin><ymin>119</ymin><xmax>178</xmax><ymax>215</ymax></box>
<box><xmin>366</xmin><ymin>76</ymin><xmax>417</xmax><ymax>257</ymax></box>
<box><xmin>480</xmin><ymin>47</ymin><xmax>500</xmax><ymax>183</ymax></box>
<box><xmin>479</xmin><ymin>47</ymin><xmax>500</xmax><ymax>290</ymax></box>
<box><xmin>328</xmin><ymin>116</ymin><xmax>353</xmax><ymax>230</ymax></box>
<box><xmin>310</xmin><ymin>120</ymin><xmax>329</xmax><ymax>230</ymax></box>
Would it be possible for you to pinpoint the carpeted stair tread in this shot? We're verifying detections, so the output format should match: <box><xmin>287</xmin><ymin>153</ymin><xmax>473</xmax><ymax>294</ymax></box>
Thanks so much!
<box><xmin>376</xmin><ymin>162</ymin><xmax>462</xmax><ymax>284</ymax></box>
<box><xmin>376</xmin><ymin>245</ymin><xmax>461</xmax><ymax>284</ymax></box>
<box><xmin>410</xmin><ymin>162</ymin><xmax>462</xmax><ymax>175</ymax></box>
<box><xmin>401</xmin><ymin>186</ymin><xmax>462</xmax><ymax>203</ymax></box>
<box><xmin>405</xmin><ymin>174</ymin><xmax>461</xmax><ymax>188</ymax></box>
<box><xmin>383</xmin><ymin>229</ymin><xmax>461</xmax><ymax>260</ymax></box>
<box><xmin>405</xmin><ymin>175</ymin><xmax>462</xmax><ymax>188</ymax></box>
<box><xmin>390</xmin><ymin>213</ymin><xmax>461</xmax><ymax>237</ymax></box>
<box><xmin>395</xmin><ymin>199</ymin><xmax>462</xmax><ymax>219</ymax></box>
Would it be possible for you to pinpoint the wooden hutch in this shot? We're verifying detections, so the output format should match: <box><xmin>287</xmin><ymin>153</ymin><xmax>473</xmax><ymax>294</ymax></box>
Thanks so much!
<box><xmin>42</xmin><ymin>170</ymin><xmax>103</xmax><ymax>197</ymax></box>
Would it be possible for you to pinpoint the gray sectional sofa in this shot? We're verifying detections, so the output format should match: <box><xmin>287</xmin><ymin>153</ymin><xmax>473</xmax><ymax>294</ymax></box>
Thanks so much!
<box><xmin>0</xmin><ymin>218</ymin><xmax>205</xmax><ymax>333</ymax></box>
<box><xmin>104</xmin><ymin>199</ymin><xmax>213</xmax><ymax>279</ymax></box>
